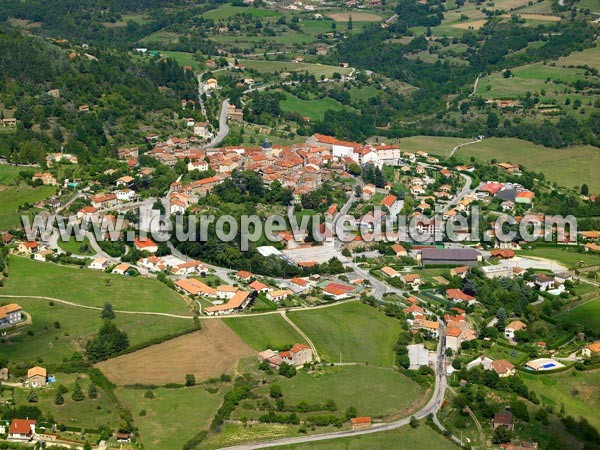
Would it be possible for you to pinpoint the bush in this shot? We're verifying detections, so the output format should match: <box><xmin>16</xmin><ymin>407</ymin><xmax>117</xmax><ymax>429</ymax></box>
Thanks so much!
<box><xmin>185</xmin><ymin>374</ymin><xmax>196</xmax><ymax>387</ymax></box>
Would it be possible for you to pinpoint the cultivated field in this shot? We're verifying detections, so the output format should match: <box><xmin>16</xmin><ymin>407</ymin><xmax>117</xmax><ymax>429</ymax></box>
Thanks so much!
<box><xmin>287</xmin><ymin>302</ymin><xmax>401</xmax><ymax>366</ymax></box>
<box><xmin>451</xmin><ymin>19</ymin><xmax>487</xmax><ymax>30</ymax></box>
<box><xmin>239</xmin><ymin>59</ymin><xmax>352</xmax><ymax>78</ymax></box>
<box><xmin>517</xmin><ymin>247</ymin><xmax>600</xmax><ymax>269</ymax></box>
<box><xmin>96</xmin><ymin>320</ymin><xmax>254</xmax><ymax>385</ymax></box>
<box><xmin>522</xmin><ymin>369</ymin><xmax>600</xmax><ymax>430</ymax></box>
<box><xmin>116</xmin><ymin>385</ymin><xmax>225</xmax><ymax>450</ymax></box>
<box><xmin>326</xmin><ymin>12</ymin><xmax>382</xmax><ymax>22</ymax></box>
<box><xmin>2</xmin><ymin>256</ymin><xmax>189</xmax><ymax>313</ymax></box>
<box><xmin>223</xmin><ymin>314</ymin><xmax>307</xmax><ymax>350</ymax></box>
<box><xmin>0</xmin><ymin>297</ymin><xmax>195</xmax><ymax>365</ymax></box>
<box><xmin>254</xmin><ymin>365</ymin><xmax>422</xmax><ymax>418</ymax></box>
<box><xmin>202</xmin><ymin>4</ymin><xmax>280</xmax><ymax>20</ymax></box>
<box><xmin>271</xmin><ymin>423</ymin><xmax>458</xmax><ymax>449</ymax></box>
<box><xmin>556</xmin><ymin>46</ymin><xmax>600</xmax><ymax>68</ymax></box>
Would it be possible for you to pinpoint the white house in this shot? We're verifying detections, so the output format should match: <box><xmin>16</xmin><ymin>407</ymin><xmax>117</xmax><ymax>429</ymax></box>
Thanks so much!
<box><xmin>217</xmin><ymin>285</ymin><xmax>239</xmax><ymax>300</ymax></box>
<box><xmin>115</xmin><ymin>189</ymin><xmax>136</xmax><ymax>202</ymax></box>
<box><xmin>89</xmin><ymin>257</ymin><xmax>109</xmax><ymax>270</ymax></box>
<box><xmin>504</xmin><ymin>320</ymin><xmax>527</xmax><ymax>340</ymax></box>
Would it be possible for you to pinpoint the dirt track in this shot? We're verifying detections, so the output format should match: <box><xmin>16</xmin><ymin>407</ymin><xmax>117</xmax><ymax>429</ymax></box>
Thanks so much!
<box><xmin>96</xmin><ymin>320</ymin><xmax>254</xmax><ymax>385</ymax></box>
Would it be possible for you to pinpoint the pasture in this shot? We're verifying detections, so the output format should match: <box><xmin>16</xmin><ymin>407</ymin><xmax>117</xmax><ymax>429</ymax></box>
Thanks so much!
<box><xmin>116</xmin><ymin>385</ymin><xmax>225</xmax><ymax>450</ymax></box>
<box><xmin>239</xmin><ymin>59</ymin><xmax>351</xmax><ymax>78</ymax></box>
<box><xmin>254</xmin><ymin>365</ymin><xmax>422</xmax><ymax>418</ymax></box>
<box><xmin>517</xmin><ymin>247</ymin><xmax>600</xmax><ymax>269</ymax></box>
<box><xmin>0</xmin><ymin>165</ymin><xmax>20</xmax><ymax>184</ymax></box>
<box><xmin>223</xmin><ymin>314</ymin><xmax>306</xmax><ymax>350</ymax></box>
<box><xmin>280</xmin><ymin>94</ymin><xmax>352</xmax><ymax>121</ymax></box>
<box><xmin>326</xmin><ymin>12</ymin><xmax>382</xmax><ymax>22</ymax></box>
<box><xmin>96</xmin><ymin>320</ymin><xmax>254</xmax><ymax>385</ymax></box>
<box><xmin>0</xmin><ymin>184</ymin><xmax>56</xmax><ymax>230</ymax></box>
<box><xmin>559</xmin><ymin>297</ymin><xmax>600</xmax><ymax>331</ymax></box>
<box><xmin>522</xmin><ymin>369</ymin><xmax>600</xmax><ymax>430</ymax></box>
<box><xmin>2</xmin><ymin>256</ymin><xmax>190</xmax><ymax>314</ymax></box>
<box><xmin>287</xmin><ymin>302</ymin><xmax>401</xmax><ymax>366</ymax></box>
<box><xmin>0</xmin><ymin>297</ymin><xmax>195</xmax><ymax>365</ymax></box>
<box><xmin>202</xmin><ymin>4</ymin><xmax>280</xmax><ymax>20</ymax></box>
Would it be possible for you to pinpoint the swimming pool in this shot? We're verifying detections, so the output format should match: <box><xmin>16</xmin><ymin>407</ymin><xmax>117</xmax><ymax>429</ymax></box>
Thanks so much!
<box><xmin>542</xmin><ymin>363</ymin><xmax>557</xmax><ymax>369</ymax></box>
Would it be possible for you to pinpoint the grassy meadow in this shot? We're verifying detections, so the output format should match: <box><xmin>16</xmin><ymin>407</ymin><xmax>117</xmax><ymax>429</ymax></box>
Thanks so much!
<box><xmin>0</xmin><ymin>184</ymin><xmax>56</xmax><ymax>230</ymax></box>
<box><xmin>223</xmin><ymin>314</ymin><xmax>306</xmax><ymax>350</ymax></box>
<box><xmin>559</xmin><ymin>297</ymin><xmax>600</xmax><ymax>331</ymax></box>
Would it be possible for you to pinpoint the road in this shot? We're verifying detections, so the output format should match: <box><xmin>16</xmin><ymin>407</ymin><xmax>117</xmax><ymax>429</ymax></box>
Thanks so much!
<box><xmin>449</xmin><ymin>136</ymin><xmax>484</xmax><ymax>158</ymax></box>
<box><xmin>440</xmin><ymin>172</ymin><xmax>474</xmax><ymax>214</ymax></box>
<box><xmin>202</xmin><ymin>99</ymin><xmax>230</xmax><ymax>149</ymax></box>
<box><xmin>220</xmin><ymin>321</ymin><xmax>448</xmax><ymax>450</ymax></box>
<box><xmin>280</xmin><ymin>311</ymin><xmax>321</xmax><ymax>362</ymax></box>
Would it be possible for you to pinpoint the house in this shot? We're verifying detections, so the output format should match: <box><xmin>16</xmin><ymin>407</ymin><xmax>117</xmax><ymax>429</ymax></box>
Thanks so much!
<box><xmin>419</xmin><ymin>248</ymin><xmax>480</xmax><ymax>267</ymax></box>
<box><xmin>290</xmin><ymin>277</ymin><xmax>310</xmax><ymax>291</ymax></box>
<box><xmin>248</xmin><ymin>280</ymin><xmax>272</xmax><ymax>293</ymax></box>
<box><xmin>112</xmin><ymin>263</ymin><xmax>131</xmax><ymax>275</ymax></box>
<box><xmin>585</xmin><ymin>243</ymin><xmax>600</xmax><ymax>253</ymax></box>
<box><xmin>492</xmin><ymin>412</ymin><xmax>514</xmax><ymax>431</ymax></box>
<box><xmin>466</xmin><ymin>355</ymin><xmax>494</xmax><ymax>371</ymax></box>
<box><xmin>88</xmin><ymin>257</ymin><xmax>109</xmax><ymax>271</ymax></box>
<box><xmin>351</xmin><ymin>417</ymin><xmax>371</xmax><ymax>430</ymax></box>
<box><xmin>0</xmin><ymin>367</ymin><xmax>8</xmax><ymax>380</ymax></box>
<box><xmin>18</xmin><ymin>241</ymin><xmax>39</xmax><ymax>254</ymax></box>
<box><xmin>490</xmin><ymin>249</ymin><xmax>515</xmax><ymax>259</ymax></box>
<box><xmin>77</xmin><ymin>206</ymin><xmax>99</xmax><ymax>222</ymax></box>
<box><xmin>2</xmin><ymin>232</ymin><xmax>14</xmax><ymax>245</ymax></box>
<box><xmin>32</xmin><ymin>172</ymin><xmax>57</xmax><ymax>186</ymax></box>
<box><xmin>445</xmin><ymin>326</ymin><xmax>464</xmax><ymax>352</ymax></box>
<box><xmin>515</xmin><ymin>191</ymin><xmax>534</xmax><ymax>205</ymax></box>
<box><xmin>381</xmin><ymin>266</ymin><xmax>400</xmax><ymax>278</ymax></box>
<box><xmin>194</xmin><ymin>121</ymin><xmax>210</xmax><ymax>138</ymax></box>
<box><xmin>403</xmin><ymin>304</ymin><xmax>424</xmax><ymax>318</ymax></box>
<box><xmin>33</xmin><ymin>248</ymin><xmax>54</xmax><ymax>262</ymax></box>
<box><xmin>491</xmin><ymin>359</ymin><xmax>516</xmax><ymax>377</ymax></box>
<box><xmin>8</xmin><ymin>419</ymin><xmax>36</xmax><ymax>442</ymax></box>
<box><xmin>133</xmin><ymin>237</ymin><xmax>158</xmax><ymax>253</ymax></box>
<box><xmin>391</xmin><ymin>243</ymin><xmax>408</xmax><ymax>257</ymax></box>
<box><xmin>450</xmin><ymin>266</ymin><xmax>470</xmax><ymax>278</ymax></box>
<box><xmin>279</xmin><ymin>344</ymin><xmax>313</xmax><ymax>367</ymax></box>
<box><xmin>0</xmin><ymin>304</ymin><xmax>22</xmax><ymax>327</ymax></box>
<box><xmin>116</xmin><ymin>175</ymin><xmax>134</xmax><ymax>187</ymax></box>
<box><xmin>27</xmin><ymin>366</ymin><xmax>47</xmax><ymax>387</ymax></box>
<box><xmin>446</xmin><ymin>289</ymin><xmax>476</xmax><ymax>305</ymax></box>
<box><xmin>534</xmin><ymin>274</ymin><xmax>555</xmax><ymax>291</ymax></box>
<box><xmin>402</xmin><ymin>273</ymin><xmax>421</xmax><ymax>290</ymax></box>
<box><xmin>505</xmin><ymin>320</ymin><xmax>527</xmax><ymax>340</ymax></box>
<box><xmin>217</xmin><ymin>285</ymin><xmax>239</xmax><ymax>300</ymax></box>
<box><xmin>115</xmin><ymin>188</ymin><xmax>136</xmax><ymax>202</ymax></box>
<box><xmin>322</xmin><ymin>283</ymin><xmax>354</xmax><ymax>300</ymax></box>
<box><xmin>174</xmin><ymin>278</ymin><xmax>216</xmax><ymax>297</ymax></box>
<box><xmin>235</xmin><ymin>270</ymin><xmax>253</xmax><ymax>281</ymax></box>
<box><xmin>171</xmin><ymin>260</ymin><xmax>207</xmax><ymax>276</ymax></box>
<box><xmin>267</xmin><ymin>289</ymin><xmax>293</xmax><ymax>302</ymax></box>
<box><xmin>381</xmin><ymin>194</ymin><xmax>400</xmax><ymax>216</ymax></box>
<box><xmin>413</xmin><ymin>319</ymin><xmax>439</xmax><ymax>338</ymax></box>
<box><xmin>205</xmin><ymin>290</ymin><xmax>252</xmax><ymax>316</ymax></box>
<box><xmin>89</xmin><ymin>193</ymin><xmax>117</xmax><ymax>209</ymax></box>
<box><xmin>582</xmin><ymin>341</ymin><xmax>600</xmax><ymax>358</ymax></box>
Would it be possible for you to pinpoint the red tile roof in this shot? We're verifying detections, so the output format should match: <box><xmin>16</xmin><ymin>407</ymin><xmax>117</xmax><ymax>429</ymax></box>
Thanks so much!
<box><xmin>9</xmin><ymin>419</ymin><xmax>36</xmax><ymax>435</ymax></box>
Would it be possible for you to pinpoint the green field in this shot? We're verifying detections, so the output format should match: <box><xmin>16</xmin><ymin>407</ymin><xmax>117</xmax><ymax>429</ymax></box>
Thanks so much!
<box><xmin>522</xmin><ymin>369</ymin><xmax>600</xmax><ymax>430</ymax></box>
<box><xmin>0</xmin><ymin>165</ymin><xmax>20</xmax><ymax>184</ymax></box>
<box><xmin>0</xmin><ymin>297</ymin><xmax>195</xmax><ymax>365</ymax></box>
<box><xmin>0</xmin><ymin>184</ymin><xmax>56</xmax><ymax>229</ymax></box>
<box><xmin>239</xmin><ymin>59</ymin><xmax>351</xmax><ymax>78</ymax></box>
<box><xmin>139</xmin><ymin>31</ymin><xmax>182</xmax><ymax>46</ymax></box>
<box><xmin>13</xmin><ymin>372</ymin><xmax>120</xmax><ymax>430</ymax></box>
<box><xmin>223</xmin><ymin>314</ymin><xmax>306</xmax><ymax>350</ymax></box>
<box><xmin>159</xmin><ymin>51</ymin><xmax>201</xmax><ymax>70</ymax></box>
<box><xmin>559</xmin><ymin>297</ymin><xmax>600</xmax><ymax>330</ymax></box>
<box><xmin>398</xmin><ymin>136</ymin><xmax>600</xmax><ymax>193</ymax></box>
<box><xmin>255</xmin><ymin>365</ymin><xmax>422</xmax><ymax>418</ymax></box>
<box><xmin>280</xmin><ymin>94</ymin><xmax>352</xmax><ymax>121</ymax></box>
<box><xmin>556</xmin><ymin>45</ymin><xmax>600</xmax><ymax>68</ymax></box>
<box><xmin>117</xmin><ymin>385</ymin><xmax>225</xmax><ymax>450</ymax></box>
<box><xmin>272</xmin><ymin>422</ymin><xmax>458</xmax><ymax>449</ymax></box>
<box><xmin>288</xmin><ymin>302</ymin><xmax>401</xmax><ymax>366</ymax></box>
<box><xmin>57</xmin><ymin>234</ymin><xmax>95</xmax><ymax>255</ymax></box>
<box><xmin>517</xmin><ymin>247</ymin><xmax>600</xmax><ymax>269</ymax></box>
<box><xmin>2</xmin><ymin>256</ymin><xmax>190</xmax><ymax>314</ymax></box>
<box><xmin>202</xmin><ymin>4</ymin><xmax>280</xmax><ymax>20</ymax></box>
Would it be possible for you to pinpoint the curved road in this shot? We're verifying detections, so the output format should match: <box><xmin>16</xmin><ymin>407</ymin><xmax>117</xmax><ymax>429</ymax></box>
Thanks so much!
<box><xmin>202</xmin><ymin>99</ymin><xmax>230</xmax><ymax>149</ymax></box>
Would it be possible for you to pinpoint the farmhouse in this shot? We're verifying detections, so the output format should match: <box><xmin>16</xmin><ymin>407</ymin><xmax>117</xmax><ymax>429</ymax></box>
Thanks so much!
<box><xmin>493</xmin><ymin>412</ymin><xmax>514</xmax><ymax>431</ymax></box>
<box><xmin>279</xmin><ymin>344</ymin><xmax>313</xmax><ymax>367</ymax></box>
<box><xmin>205</xmin><ymin>290</ymin><xmax>252</xmax><ymax>316</ymax></box>
<box><xmin>27</xmin><ymin>366</ymin><xmax>47</xmax><ymax>387</ymax></box>
<box><xmin>0</xmin><ymin>304</ymin><xmax>22</xmax><ymax>327</ymax></box>
<box><xmin>8</xmin><ymin>419</ymin><xmax>37</xmax><ymax>442</ymax></box>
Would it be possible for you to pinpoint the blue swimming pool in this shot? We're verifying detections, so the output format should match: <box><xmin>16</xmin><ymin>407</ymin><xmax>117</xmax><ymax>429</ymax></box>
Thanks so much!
<box><xmin>542</xmin><ymin>363</ymin><xmax>556</xmax><ymax>369</ymax></box>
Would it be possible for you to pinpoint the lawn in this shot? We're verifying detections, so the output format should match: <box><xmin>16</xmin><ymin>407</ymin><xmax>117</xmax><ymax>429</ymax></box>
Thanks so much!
<box><xmin>202</xmin><ymin>4</ymin><xmax>280</xmax><ymax>20</ymax></box>
<box><xmin>0</xmin><ymin>297</ymin><xmax>195</xmax><ymax>365</ymax></box>
<box><xmin>522</xmin><ymin>369</ymin><xmax>600</xmax><ymax>430</ymax></box>
<box><xmin>559</xmin><ymin>296</ymin><xmax>600</xmax><ymax>331</ymax></box>
<box><xmin>0</xmin><ymin>184</ymin><xmax>56</xmax><ymax>230</ymax></box>
<box><xmin>517</xmin><ymin>246</ymin><xmax>600</xmax><ymax>269</ymax></box>
<box><xmin>485</xmin><ymin>342</ymin><xmax>529</xmax><ymax>366</ymax></box>
<box><xmin>271</xmin><ymin>423</ymin><xmax>458</xmax><ymax>449</ymax></box>
<box><xmin>239</xmin><ymin>59</ymin><xmax>351</xmax><ymax>78</ymax></box>
<box><xmin>0</xmin><ymin>165</ymin><xmax>20</xmax><ymax>184</ymax></box>
<box><xmin>254</xmin><ymin>365</ymin><xmax>422</xmax><ymax>419</ymax></box>
<box><xmin>116</xmin><ymin>385</ymin><xmax>225</xmax><ymax>450</ymax></box>
<box><xmin>280</xmin><ymin>94</ymin><xmax>353</xmax><ymax>121</ymax></box>
<box><xmin>287</xmin><ymin>302</ymin><xmax>401</xmax><ymax>366</ymax></box>
<box><xmin>223</xmin><ymin>314</ymin><xmax>307</xmax><ymax>350</ymax></box>
<box><xmin>57</xmin><ymin>234</ymin><xmax>94</xmax><ymax>255</ymax></box>
<box><xmin>2</xmin><ymin>256</ymin><xmax>190</xmax><ymax>314</ymax></box>
<box><xmin>13</xmin><ymin>372</ymin><xmax>121</xmax><ymax>430</ymax></box>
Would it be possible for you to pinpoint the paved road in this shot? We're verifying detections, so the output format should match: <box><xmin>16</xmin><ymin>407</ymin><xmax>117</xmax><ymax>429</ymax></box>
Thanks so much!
<box><xmin>449</xmin><ymin>137</ymin><xmax>484</xmax><ymax>158</ymax></box>
<box><xmin>203</xmin><ymin>99</ymin><xmax>230</xmax><ymax>149</ymax></box>
<box><xmin>440</xmin><ymin>173</ymin><xmax>474</xmax><ymax>214</ymax></box>
<box><xmin>220</xmin><ymin>321</ymin><xmax>448</xmax><ymax>450</ymax></box>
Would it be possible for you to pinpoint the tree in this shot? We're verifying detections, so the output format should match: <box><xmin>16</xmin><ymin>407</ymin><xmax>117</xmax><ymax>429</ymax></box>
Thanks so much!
<box><xmin>185</xmin><ymin>374</ymin><xmax>196</xmax><ymax>387</ymax></box>
<box><xmin>348</xmin><ymin>15</ymin><xmax>353</xmax><ymax>30</ymax></box>
<box><xmin>410</xmin><ymin>416</ymin><xmax>419</xmax><ymax>428</ymax></box>
<box><xmin>85</xmin><ymin>321</ymin><xmax>129</xmax><ymax>361</ymax></box>
<box><xmin>279</xmin><ymin>362</ymin><xmax>297</xmax><ymax>378</ymax></box>
<box><xmin>269</xmin><ymin>384</ymin><xmax>282</xmax><ymax>398</ymax></box>
<box><xmin>345</xmin><ymin>406</ymin><xmax>357</xmax><ymax>419</ymax></box>
<box><xmin>55</xmin><ymin>392</ymin><xmax>65</xmax><ymax>405</ymax></box>
<box><xmin>27</xmin><ymin>390</ymin><xmax>38</xmax><ymax>403</ymax></box>
<box><xmin>487</xmin><ymin>112</ymin><xmax>499</xmax><ymax>130</ymax></box>
<box><xmin>101</xmin><ymin>302</ymin><xmax>115</xmax><ymax>320</ymax></box>
<box><xmin>496</xmin><ymin>307</ymin><xmax>507</xmax><ymax>331</ymax></box>
<box><xmin>581</xmin><ymin>184</ymin><xmax>589</xmax><ymax>196</ymax></box>
<box><xmin>72</xmin><ymin>383</ymin><xmax>84</xmax><ymax>401</ymax></box>
<box><xmin>492</xmin><ymin>426</ymin><xmax>511</xmax><ymax>444</ymax></box>
<box><xmin>88</xmin><ymin>383</ymin><xmax>98</xmax><ymax>399</ymax></box>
